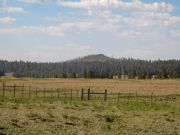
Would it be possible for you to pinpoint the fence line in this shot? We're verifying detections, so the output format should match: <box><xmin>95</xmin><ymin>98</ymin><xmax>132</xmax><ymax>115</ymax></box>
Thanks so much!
<box><xmin>0</xmin><ymin>82</ymin><xmax>179</xmax><ymax>103</ymax></box>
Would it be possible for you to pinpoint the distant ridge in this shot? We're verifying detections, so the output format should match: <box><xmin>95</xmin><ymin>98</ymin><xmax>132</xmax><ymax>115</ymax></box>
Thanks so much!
<box><xmin>70</xmin><ymin>54</ymin><xmax>115</xmax><ymax>62</ymax></box>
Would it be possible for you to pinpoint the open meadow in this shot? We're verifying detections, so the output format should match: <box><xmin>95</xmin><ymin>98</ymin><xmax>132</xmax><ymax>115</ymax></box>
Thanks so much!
<box><xmin>0</xmin><ymin>78</ymin><xmax>180</xmax><ymax>135</ymax></box>
<box><xmin>1</xmin><ymin>78</ymin><xmax>180</xmax><ymax>95</ymax></box>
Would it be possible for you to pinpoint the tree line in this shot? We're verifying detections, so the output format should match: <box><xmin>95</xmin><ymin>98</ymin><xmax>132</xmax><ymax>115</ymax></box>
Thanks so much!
<box><xmin>0</xmin><ymin>54</ymin><xmax>180</xmax><ymax>79</ymax></box>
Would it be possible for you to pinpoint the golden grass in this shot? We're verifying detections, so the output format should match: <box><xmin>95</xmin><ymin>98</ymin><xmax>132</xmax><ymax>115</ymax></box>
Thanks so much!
<box><xmin>0</xmin><ymin>78</ymin><xmax>180</xmax><ymax>95</ymax></box>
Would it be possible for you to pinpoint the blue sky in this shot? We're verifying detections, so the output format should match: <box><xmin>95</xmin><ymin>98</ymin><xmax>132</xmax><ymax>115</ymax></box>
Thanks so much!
<box><xmin>0</xmin><ymin>0</ymin><xmax>180</xmax><ymax>62</ymax></box>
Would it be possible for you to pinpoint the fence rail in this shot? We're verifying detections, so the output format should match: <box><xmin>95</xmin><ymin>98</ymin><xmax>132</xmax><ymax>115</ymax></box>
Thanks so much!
<box><xmin>81</xmin><ymin>88</ymin><xmax>107</xmax><ymax>101</ymax></box>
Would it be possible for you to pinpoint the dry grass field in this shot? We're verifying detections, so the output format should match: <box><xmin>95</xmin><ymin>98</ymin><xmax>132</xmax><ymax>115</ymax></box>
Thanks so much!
<box><xmin>0</xmin><ymin>78</ymin><xmax>180</xmax><ymax>135</ymax></box>
<box><xmin>0</xmin><ymin>97</ymin><xmax>179</xmax><ymax>135</ymax></box>
<box><xmin>0</xmin><ymin>77</ymin><xmax>180</xmax><ymax>95</ymax></box>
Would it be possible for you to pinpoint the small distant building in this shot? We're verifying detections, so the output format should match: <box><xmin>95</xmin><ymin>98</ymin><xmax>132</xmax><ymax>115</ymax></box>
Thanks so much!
<box><xmin>135</xmin><ymin>76</ymin><xmax>139</xmax><ymax>80</ymax></box>
<box><xmin>5</xmin><ymin>72</ymin><xmax>14</xmax><ymax>77</ymax></box>
<box><xmin>121</xmin><ymin>75</ymin><xmax>128</xmax><ymax>79</ymax></box>
<box><xmin>113</xmin><ymin>75</ymin><xmax>119</xmax><ymax>79</ymax></box>
<box><xmin>76</xmin><ymin>73</ymin><xmax>80</xmax><ymax>78</ymax></box>
<box><xmin>3</xmin><ymin>72</ymin><xmax>14</xmax><ymax>79</ymax></box>
<box><xmin>152</xmin><ymin>75</ymin><xmax>158</xmax><ymax>79</ymax></box>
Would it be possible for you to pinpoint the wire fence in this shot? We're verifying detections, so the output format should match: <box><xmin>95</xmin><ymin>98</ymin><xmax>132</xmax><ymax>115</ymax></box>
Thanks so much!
<box><xmin>0</xmin><ymin>82</ymin><xmax>179</xmax><ymax>103</ymax></box>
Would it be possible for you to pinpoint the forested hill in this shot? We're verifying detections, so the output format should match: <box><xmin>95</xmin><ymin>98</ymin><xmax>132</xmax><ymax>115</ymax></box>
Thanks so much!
<box><xmin>70</xmin><ymin>54</ymin><xmax>115</xmax><ymax>62</ymax></box>
<box><xmin>0</xmin><ymin>54</ymin><xmax>180</xmax><ymax>79</ymax></box>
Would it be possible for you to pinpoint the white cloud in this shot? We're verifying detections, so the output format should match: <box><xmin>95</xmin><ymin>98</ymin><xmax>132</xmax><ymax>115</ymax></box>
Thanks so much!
<box><xmin>83</xmin><ymin>9</ymin><xmax>180</xmax><ymax>35</ymax></box>
<box><xmin>0</xmin><ymin>21</ymin><xmax>96</xmax><ymax>36</ymax></box>
<box><xmin>17</xmin><ymin>0</ymin><xmax>51</xmax><ymax>4</ymax></box>
<box><xmin>22</xmin><ymin>25</ymin><xmax>65</xmax><ymax>36</ymax></box>
<box><xmin>60</xmin><ymin>0</ymin><xmax>174</xmax><ymax>12</ymax></box>
<box><xmin>58</xmin><ymin>0</ymin><xmax>179</xmax><ymax>36</ymax></box>
<box><xmin>23</xmin><ymin>21</ymin><xmax>95</xmax><ymax>36</ymax></box>
<box><xmin>1</xmin><ymin>6</ymin><xmax>25</xmax><ymax>13</ymax></box>
<box><xmin>132</xmin><ymin>12</ymin><xmax>180</xmax><ymax>27</ymax></box>
<box><xmin>170</xmin><ymin>30</ymin><xmax>180</xmax><ymax>38</ymax></box>
<box><xmin>116</xmin><ymin>49</ymin><xmax>159</xmax><ymax>59</ymax></box>
<box><xmin>0</xmin><ymin>0</ymin><xmax>179</xmax><ymax>40</ymax></box>
<box><xmin>119</xmin><ymin>30</ymin><xmax>143</xmax><ymax>37</ymax></box>
<box><xmin>86</xmin><ymin>9</ymin><xmax>180</xmax><ymax>28</ymax></box>
<box><xmin>0</xmin><ymin>17</ymin><xmax>16</xmax><ymax>24</ymax></box>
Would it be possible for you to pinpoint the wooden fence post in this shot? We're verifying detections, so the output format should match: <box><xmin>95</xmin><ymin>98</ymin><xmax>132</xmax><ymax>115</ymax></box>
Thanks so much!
<box><xmin>81</xmin><ymin>88</ymin><xmax>84</xmax><ymax>101</ymax></box>
<box><xmin>151</xmin><ymin>92</ymin><xmax>153</xmax><ymax>104</ymax></box>
<box><xmin>165</xmin><ymin>96</ymin><xmax>168</xmax><ymax>105</ymax></box>
<box><xmin>22</xmin><ymin>84</ymin><xmax>24</xmax><ymax>98</ymax></box>
<box><xmin>13</xmin><ymin>84</ymin><xmax>16</xmax><ymax>98</ymax></box>
<box><xmin>29</xmin><ymin>86</ymin><xmax>31</xmax><ymax>98</ymax></box>
<box><xmin>104</xmin><ymin>89</ymin><xmax>107</xmax><ymax>101</ymax></box>
<box><xmin>87</xmin><ymin>87</ymin><xmax>90</xmax><ymax>100</ymax></box>
<box><xmin>136</xmin><ymin>91</ymin><xmax>138</xmax><ymax>102</ymax></box>
<box><xmin>76</xmin><ymin>90</ymin><xmax>79</xmax><ymax>100</ymax></box>
<box><xmin>118</xmin><ymin>93</ymin><xmax>120</xmax><ymax>101</ymax></box>
<box><xmin>127</xmin><ymin>93</ymin><xmax>130</xmax><ymax>104</ymax></box>
<box><xmin>64</xmin><ymin>89</ymin><xmax>66</xmax><ymax>100</ymax></box>
<box><xmin>51</xmin><ymin>88</ymin><xmax>53</xmax><ymax>98</ymax></box>
<box><xmin>36</xmin><ymin>88</ymin><xmax>38</xmax><ymax>98</ymax></box>
<box><xmin>58</xmin><ymin>89</ymin><xmax>60</xmax><ymax>100</ymax></box>
<box><xmin>2</xmin><ymin>82</ymin><xmax>5</xmax><ymax>98</ymax></box>
<box><xmin>70</xmin><ymin>89</ymin><xmax>72</xmax><ymax>100</ymax></box>
<box><xmin>44</xmin><ymin>88</ymin><xmax>46</xmax><ymax>102</ymax></box>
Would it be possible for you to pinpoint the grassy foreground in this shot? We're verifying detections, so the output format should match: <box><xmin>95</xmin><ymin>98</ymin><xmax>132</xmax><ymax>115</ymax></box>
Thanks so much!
<box><xmin>0</xmin><ymin>78</ymin><xmax>180</xmax><ymax>135</ymax></box>
<box><xmin>0</xmin><ymin>96</ymin><xmax>179</xmax><ymax>135</ymax></box>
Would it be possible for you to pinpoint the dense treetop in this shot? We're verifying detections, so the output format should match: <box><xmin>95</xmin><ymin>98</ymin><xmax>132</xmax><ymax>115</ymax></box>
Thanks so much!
<box><xmin>0</xmin><ymin>54</ymin><xmax>180</xmax><ymax>79</ymax></box>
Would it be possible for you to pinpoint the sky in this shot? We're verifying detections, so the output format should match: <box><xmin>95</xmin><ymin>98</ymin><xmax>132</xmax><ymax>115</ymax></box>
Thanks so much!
<box><xmin>0</xmin><ymin>0</ymin><xmax>180</xmax><ymax>62</ymax></box>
